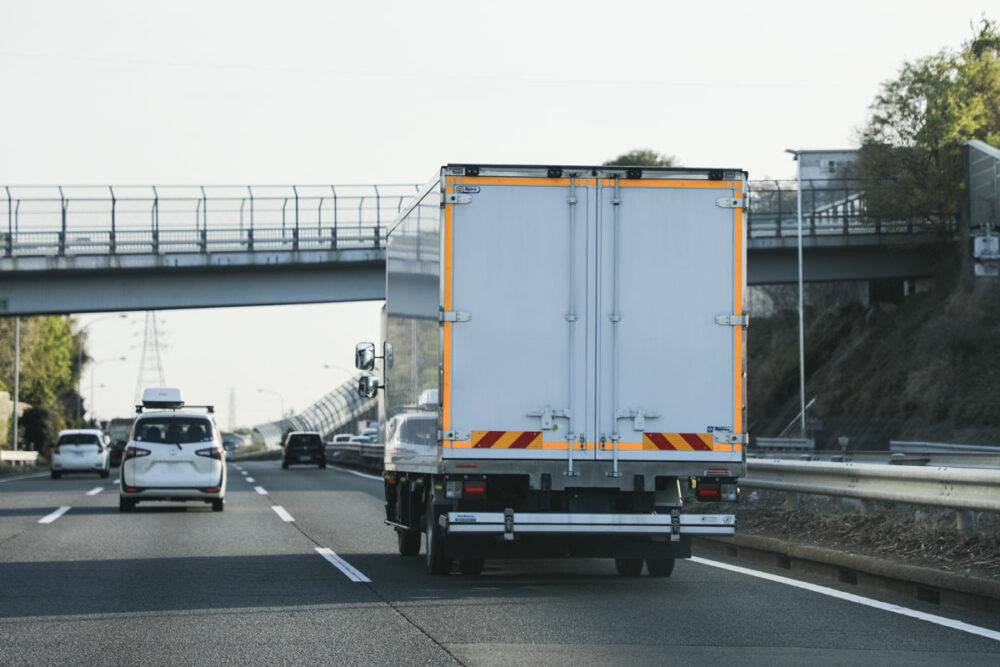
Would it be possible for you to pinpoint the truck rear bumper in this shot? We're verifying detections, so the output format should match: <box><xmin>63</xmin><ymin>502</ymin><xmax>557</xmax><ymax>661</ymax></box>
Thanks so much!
<box><xmin>446</xmin><ymin>511</ymin><xmax>735</xmax><ymax>539</ymax></box>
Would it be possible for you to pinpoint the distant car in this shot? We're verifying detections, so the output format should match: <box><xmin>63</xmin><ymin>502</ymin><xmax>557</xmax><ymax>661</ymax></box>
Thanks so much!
<box><xmin>51</xmin><ymin>429</ymin><xmax>111</xmax><ymax>479</ymax></box>
<box><xmin>349</xmin><ymin>435</ymin><xmax>373</xmax><ymax>444</ymax></box>
<box><xmin>282</xmin><ymin>431</ymin><xmax>326</xmax><ymax>469</ymax></box>
<box><xmin>120</xmin><ymin>387</ymin><xmax>226</xmax><ymax>512</ymax></box>
<box><xmin>361</xmin><ymin>426</ymin><xmax>378</xmax><ymax>440</ymax></box>
<box><xmin>330</xmin><ymin>434</ymin><xmax>352</xmax><ymax>445</ymax></box>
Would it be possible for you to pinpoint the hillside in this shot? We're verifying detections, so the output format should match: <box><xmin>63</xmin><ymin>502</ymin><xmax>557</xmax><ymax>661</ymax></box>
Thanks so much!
<box><xmin>749</xmin><ymin>258</ymin><xmax>1000</xmax><ymax>450</ymax></box>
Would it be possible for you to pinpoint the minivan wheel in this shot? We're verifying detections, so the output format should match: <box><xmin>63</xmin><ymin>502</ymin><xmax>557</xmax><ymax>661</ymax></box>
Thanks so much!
<box><xmin>211</xmin><ymin>499</ymin><xmax>224</xmax><ymax>512</ymax></box>
<box><xmin>319</xmin><ymin>460</ymin><xmax>326</xmax><ymax>469</ymax></box>
<box><xmin>100</xmin><ymin>468</ymin><xmax>110</xmax><ymax>479</ymax></box>
<box><xmin>119</xmin><ymin>497</ymin><xmax>135</xmax><ymax>513</ymax></box>
<box><xmin>281</xmin><ymin>461</ymin><xmax>289</xmax><ymax>470</ymax></box>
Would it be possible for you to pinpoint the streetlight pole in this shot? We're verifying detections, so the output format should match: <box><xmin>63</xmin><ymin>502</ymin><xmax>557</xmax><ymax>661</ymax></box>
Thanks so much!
<box><xmin>12</xmin><ymin>317</ymin><xmax>19</xmax><ymax>451</ymax></box>
<box><xmin>257</xmin><ymin>388</ymin><xmax>285</xmax><ymax>421</ymax></box>
<box><xmin>785</xmin><ymin>149</ymin><xmax>807</xmax><ymax>440</ymax></box>
<box><xmin>76</xmin><ymin>314</ymin><xmax>128</xmax><ymax>421</ymax></box>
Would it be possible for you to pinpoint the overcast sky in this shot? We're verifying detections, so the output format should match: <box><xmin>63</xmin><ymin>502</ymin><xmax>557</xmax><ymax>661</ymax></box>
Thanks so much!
<box><xmin>1</xmin><ymin>0</ymin><xmax>993</xmax><ymax>428</ymax></box>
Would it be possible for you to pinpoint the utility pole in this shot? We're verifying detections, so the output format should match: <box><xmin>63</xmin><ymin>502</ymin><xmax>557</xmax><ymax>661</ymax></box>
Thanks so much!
<box><xmin>12</xmin><ymin>317</ymin><xmax>19</xmax><ymax>451</ymax></box>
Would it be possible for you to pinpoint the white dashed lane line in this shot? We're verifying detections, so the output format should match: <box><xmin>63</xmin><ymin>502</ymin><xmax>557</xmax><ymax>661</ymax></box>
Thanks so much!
<box><xmin>691</xmin><ymin>556</ymin><xmax>1000</xmax><ymax>642</ymax></box>
<box><xmin>271</xmin><ymin>506</ymin><xmax>294</xmax><ymax>522</ymax></box>
<box><xmin>254</xmin><ymin>486</ymin><xmax>268</xmax><ymax>495</ymax></box>
<box><xmin>246</xmin><ymin>477</ymin><xmax>255</xmax><ymax>483</ymax></box>
<box><xmin>241</xmin><ymin>471</ymin><xmax>248</xmax><ymax>476</ymax></box>
<box><xmin>315</xmin><ymin>548</ymin><xmax>371</xmax><ymax>582</ymax></box>
<box><xmin>38</xmin><ymin>506</ymin><xmax>71</xmax><ymax>524</ymax></box>
<box><xmin>86</xmin><ymin>487</ymin><xmax>103</xmax><ymax>496</ymax></box>
<box><xmin>331</xmin><ymin>465</ymin><xmax>382</xmax><ymax>482</ymax></box>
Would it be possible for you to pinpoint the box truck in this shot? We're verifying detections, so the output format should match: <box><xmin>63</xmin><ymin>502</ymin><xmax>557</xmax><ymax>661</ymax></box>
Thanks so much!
<box><xmin>356</xmin><ymin>164</ymin><xmax>746</xmax><ymax>576</ymax></box>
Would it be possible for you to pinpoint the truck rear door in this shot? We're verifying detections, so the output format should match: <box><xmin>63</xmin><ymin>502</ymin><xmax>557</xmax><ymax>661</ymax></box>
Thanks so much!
<box><xmin>444</xmin><ymin>175</ymin><xmax>593</xmax><ymax>460</ymax></box>
<box><xmin>594</xmin><ymin>177</ymin><xmax>744</xmax><ymax>463</ymax></box>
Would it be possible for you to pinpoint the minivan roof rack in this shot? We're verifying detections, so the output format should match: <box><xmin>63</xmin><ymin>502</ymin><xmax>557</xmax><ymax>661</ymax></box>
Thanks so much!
<box><xmin>135</xmin><ymin>404</ymin><xmax>215</xmax><ymax>414</ymax></box>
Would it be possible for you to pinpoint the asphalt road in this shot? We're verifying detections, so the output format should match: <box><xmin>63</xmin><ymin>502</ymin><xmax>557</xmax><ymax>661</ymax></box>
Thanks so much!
<box><xmin>2</xmin><ymin>461</ymin><xmax>999</xmax><ymax>666</ymax></box>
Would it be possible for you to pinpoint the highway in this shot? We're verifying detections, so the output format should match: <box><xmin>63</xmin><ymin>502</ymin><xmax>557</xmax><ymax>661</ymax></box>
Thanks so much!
<box><xmin>1</xmin><ymin>461</ymin><xmax>999</xmax><ymax>666</ymax></box>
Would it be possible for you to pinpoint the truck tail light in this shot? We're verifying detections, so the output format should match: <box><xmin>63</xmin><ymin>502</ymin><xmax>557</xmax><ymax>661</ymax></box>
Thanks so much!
<box><xmin>694</xmin><ymin>477</ymin><xmax>738</xmax><ymax>502</ymax></box>
<box><xmin>464</xmin><ymin>481</ymin><xmax>486</xmax><ymax>497</ymax></box>
<box><xmin>124</xmin><ymin>447</ymin><xmax>150</xmax><ymax>461</ymax></box>
<box><xmin>695</xmin><ymin>481</ymin><xmax>720</xmax><ymax>501</ymax></box>
<box><xmin>196</xmin><ymin>447</ymin><xmax>223</xmax><ymax>460</ymax></box>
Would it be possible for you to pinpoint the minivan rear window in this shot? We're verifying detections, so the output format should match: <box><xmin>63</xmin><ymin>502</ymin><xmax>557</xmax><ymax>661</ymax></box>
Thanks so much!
<box><xmin>134</xmin><ymin>417</ymin><xmax>213</xmax><ymax>444</ymax></box>
<box><xmin>58</xmin><ymin>433</ymin><xmax>101</xmax><ymax>445</ymax></box>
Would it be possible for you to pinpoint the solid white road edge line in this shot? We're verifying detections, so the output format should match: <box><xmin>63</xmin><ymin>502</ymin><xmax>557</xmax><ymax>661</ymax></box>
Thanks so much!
<box><xmin>0</xmin><ymin>472</ymin><xmax>49</xmax><ymax>484</ymax></box>
<box><xmin>38</xmin><ymin>506</ymin><xmax>71</xmax><ymax>524</ymax></box>
<box><xmin>272</xmin><ymin>506</ymin><xmax>295</xmax><ymax>522</ymax></box>
<box><xmin>689</xmin><ymin>556</ymin><xmax>1000</xmax><ymax>643</ymax></box>
<box><xmin>314</xmin><ymin>547</ymin><xmax>371</xmax><ymax>582</ymax></box>
<box><xmin>246</xmin><ymin>477</ymin><xmax>255</xmax><ymax>483</ymax></box>
<box><xmin>86</xmin><ymin>487</ymin><xmax>103</xmax><ymax>496</ymax></box>
<box><xmin>254</xmin><ymin>486</ymin><xmax>267</xmax><ymax>495</ymax></box>
<box><xmin>330</xmin><ymin>465</ymin><xmax>382</xmax><ymax>482</ymax></box>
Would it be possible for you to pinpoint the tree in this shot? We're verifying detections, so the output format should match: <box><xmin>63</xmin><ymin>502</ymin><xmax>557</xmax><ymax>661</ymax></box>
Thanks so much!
<box><xmin>857</xmin><ymin>18</ymin><xmax>1000</xmax><ymax>230</ymax></box>
<box><xmin>19</xmin><ymin>407</ymin><xmax>65</xmax><ymax>453</ymax></box>
<box><xmin>603</xmin><ymin>149</ymin><xmax>677</xmax><ymax>167</ymax></box>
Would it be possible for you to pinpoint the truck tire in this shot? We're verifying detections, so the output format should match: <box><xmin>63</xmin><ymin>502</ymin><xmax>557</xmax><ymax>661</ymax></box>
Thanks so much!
<box><xmin>425</xmin><ymin>493</ymin><xmax>452</xmax><ymax>575</ymax></box>
<box><xmin>459</xmin><ymin>558</ymin><xmax>484</xmax><ymax>576</ymax></box>
<box><xmin>646</xmin><ymin>557</ymin><xmax>675</xmax><ymax>577</ymax></box>
<box><xmin>614</xmin><ymin>558</ymin><xmax>643</xmax><ymax>577</ymax></box>
<box><xmin>398</xmin><ymin>529</ymin><xmax>421</xmax><ymax>556</ymax></box>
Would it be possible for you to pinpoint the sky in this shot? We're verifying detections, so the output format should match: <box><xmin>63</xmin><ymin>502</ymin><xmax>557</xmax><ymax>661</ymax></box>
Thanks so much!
<box><xmin>1</xmin><ymin>0</ymin><xmax>994</xmax><ymax>429</ymax></box>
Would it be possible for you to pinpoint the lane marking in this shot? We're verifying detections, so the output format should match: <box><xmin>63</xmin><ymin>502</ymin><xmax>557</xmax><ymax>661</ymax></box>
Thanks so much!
<box><xmin>254</xmin><ymin>486</ymin><xmax>267</xmax><ymax>495</ymax></box>
<box><xmin>86</xmin><ymin>487</ymin><xmax>103</xmax><ymax>496</ymax></box>
<box><xmin>246</xmin><ymin>477</ymin><xmax>255</xmax><ymax>483</ymax></box>
<box><xmin>38</xmin><ymin>506</ymin><xmax>71</xmax><ymax>524</ymax></box>
<box><xmin>331</xmin><ymin>465</ymin><xmax>382</xmax><ymax>482</ymax></box>
<box><xmin>113</xmin><ymin>478</ymin><xmax>120</xmax><ymax>484</ymax></box>
<box><xmin>690</xmin><ymin>556</ymin><xmax>1000</xmax><ymax>642</ymax></box>
<box><xmin>272</xmin><ymin>506</ymin><xmax>295</xmax><ymax>522</ymax></box>
<box><xmin>0</xmin><ymin>472</ymin><xmax>49</xmax><ymax>484</ymax></box>
<box><xmin>315</xmin><ymin>547</ymin><xmax>371</xmax><ymax>582</ymax></box>
<box><xmin>241</xmin><ymin>471</ymin><xmax>248</xmax><ymax>476</ymax></box>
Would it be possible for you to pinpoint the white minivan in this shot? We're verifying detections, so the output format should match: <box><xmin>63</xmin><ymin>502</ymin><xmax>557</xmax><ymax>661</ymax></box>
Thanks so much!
<box><xmin>119</xmin><ymin>388</ymin><xmax>227</xmax><ymax>513</ymax></box>
<box><xmin>51</xmin><ymin>429</ymin><xmax>111</xmax><ymax>479</ymax></box>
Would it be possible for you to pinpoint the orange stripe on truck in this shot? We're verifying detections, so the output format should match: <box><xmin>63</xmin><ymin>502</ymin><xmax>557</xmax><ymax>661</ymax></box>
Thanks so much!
<box><xmin>642</xmin><ymin>433</ymin><xmax>714</xmax><ymax>451</ymax></box>
<box><xmin>472</xmin><ymin>431</ymin><xmax>543</xmax><ymax>449</ymax></box>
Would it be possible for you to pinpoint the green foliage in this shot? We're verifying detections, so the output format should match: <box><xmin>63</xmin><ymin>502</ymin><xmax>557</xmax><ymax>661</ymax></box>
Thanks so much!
<box><xmin>19</xmin><ymin>407</ymin><xmax>65</xmax><ymax>453</ymax></box>
<box><xmin>858</xmin><ymin>17</ymin><xmax>1000</xmax><ymax>228</ymax></box>
<box><xmin>603</xmin><ymin>149</ymin><xmax>677</xmax><ymax>167</ymax></box>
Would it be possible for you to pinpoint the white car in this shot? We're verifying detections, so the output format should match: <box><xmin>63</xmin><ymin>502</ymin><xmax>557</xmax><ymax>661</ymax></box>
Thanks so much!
<box><xmin>51</xmin><ymin>429</ymin><xmax>111</xmax><ymax>479</ymax></box>
<box><xmin>119</xmin><ymin>388</ymin><xmax>227</xmax><ymax>513</ymax></box>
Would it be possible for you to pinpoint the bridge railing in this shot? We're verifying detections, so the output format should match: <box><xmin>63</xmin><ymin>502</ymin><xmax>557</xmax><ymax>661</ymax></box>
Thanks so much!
<box><xmin>2</xmin><ymin>184</ymin><xmax>422</xmax><ymax>257</ymax></box>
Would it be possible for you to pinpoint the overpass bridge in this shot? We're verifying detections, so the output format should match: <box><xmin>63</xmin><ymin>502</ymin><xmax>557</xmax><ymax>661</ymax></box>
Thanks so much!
<box><xmin>0</xmin><ymin>180</ymin><xmax>945</xmax><ymax>315</ymax></box>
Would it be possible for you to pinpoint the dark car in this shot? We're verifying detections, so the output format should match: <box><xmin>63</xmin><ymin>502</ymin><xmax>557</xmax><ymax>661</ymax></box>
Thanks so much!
<box><xmin>108</xmin><ymin>440</ymin><xmax>128</xmax><ymax>466</ymax></box>
<box><xmin>281</xmin><ymin>431</ymin><xmax>326</xmax><ymax>469</ymax></box>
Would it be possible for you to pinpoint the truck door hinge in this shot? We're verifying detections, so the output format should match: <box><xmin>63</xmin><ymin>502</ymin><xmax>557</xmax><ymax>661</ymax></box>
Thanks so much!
<box><xmin>440</xmin><ymin>311</ymin><xmax>470</xmax><ymax>323</ymax></box>
<box><xmin>715</xmin><ymin>314</ymin><xmax>749</xmax><ymax>327</ymax></box>
<box><xmin>439</xmin><ymin>429</ymin><xmax>470</xmax><ymax>441</ymax></box>
<box><xmin>442</xmin><ymin>193</ymin><xmax>472</xmax><ymax>205</ymax></box>
<box><xmin>615</xmin><ymin>408</ymin><xmax>660</xmax><ymax>431</ymax></box>
<box><xmin>527</xmin><ymin>407</ymin><xmax>571</xmax><ymax>430</ymax></box>
<box><xmin>713</xmin><ymin>431</ymin><xmax>749</xmax><ymax>445</ymax></box>
<box><xmin>715</xmin><ymin>197</ymin><xmax>743</xmax><ymax>209</ymax></box>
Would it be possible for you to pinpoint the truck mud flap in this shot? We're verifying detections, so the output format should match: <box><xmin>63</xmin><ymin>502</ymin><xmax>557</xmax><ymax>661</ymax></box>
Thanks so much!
<box><xmin>446</xmin><ymin>511</ymin><xmax>734</xmax><ymax>541</ymax></box>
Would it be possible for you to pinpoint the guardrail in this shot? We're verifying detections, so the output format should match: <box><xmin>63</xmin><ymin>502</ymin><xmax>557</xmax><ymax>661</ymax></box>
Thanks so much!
<box><xmin>0</xmin><ymin>451</ymin><xmax>39</xmax><ymax>466</ymax></box>
<box><xmin>743</xmin><ymin>459</ymin><xmax>1000</xmax><ymax>537</ymax></box>
<box><xmin>325</xmin><ymin>442</ymin><xmax>383</xmax><ymax>471</ymax></box>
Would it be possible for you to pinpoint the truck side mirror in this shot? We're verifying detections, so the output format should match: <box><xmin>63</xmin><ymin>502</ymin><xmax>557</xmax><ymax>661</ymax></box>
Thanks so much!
<box><xmin>355</xmin><ymin>342</ymin><xmax>375</xmax><ymax>371</ymax></box>
<box><xmin>359</xmin><ymin>374</ymin><xmax>380</xmax><ymax>398</ymax></box>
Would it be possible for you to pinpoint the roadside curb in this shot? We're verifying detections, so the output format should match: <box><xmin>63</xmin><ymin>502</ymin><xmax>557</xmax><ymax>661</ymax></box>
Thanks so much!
<box><xmin>695</xmin><ymin>534</ymin><xmax>1000</xmax><ymax>614</ymax></box>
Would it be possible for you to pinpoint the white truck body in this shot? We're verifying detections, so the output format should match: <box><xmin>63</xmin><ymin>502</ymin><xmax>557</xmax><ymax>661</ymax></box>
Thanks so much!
<box><xmin>372</xmin><ymin>164</ymin><xmax>746</xmax><ymax>574</ymax></box>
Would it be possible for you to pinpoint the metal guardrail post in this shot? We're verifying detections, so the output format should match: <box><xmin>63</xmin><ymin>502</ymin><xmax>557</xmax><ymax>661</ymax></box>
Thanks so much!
<box><xmin>374</xmin><ymin>185</ymin><xmax>381</xmax><ymax>249</ymax></box>
<box><xmin>151</xmin><ymin>186</ymin><xmax>160</xmax><ymax>254</ymax></box>
<box><xmin>200</xmin><ymin>186</ymin><xmax>208</xmax><ymax>252</ymax></box>
<box><xmin>247</xmin><ymin>186</ymin><xmax>255</xmax><ymax>251</ymax></box>
<box><xmin>775</xmin><ymin>181</ymin><xmax>783</xmax><ymax>237</ymax></box>
<box><xmin>292</xmin><ymin>185</ymin><xmax>300</xmax><ymax>251</ymax></box>
<box><xmin>330</xmin><ymin>185</ymin><xmax>338</xmax><ymax>250</ymax></box>
<box><xmin>5</xmin><ymin>186</ymin><xmax>12</xmax><ymax>257</ymax></box>
<box><xmin>58</xmin><ymin>186</ymin><xmax>67</xmax><ymax>256</ymax></box>
<box><xmin>109</xmin><ymin>186</ymin><xmax>117</xmax><ymax>254</ymax></box>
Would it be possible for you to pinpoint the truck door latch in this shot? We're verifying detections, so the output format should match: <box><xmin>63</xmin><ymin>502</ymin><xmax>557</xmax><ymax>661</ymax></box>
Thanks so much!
<box><xmin>616</xmin><ymin>408</ymin><xmax>660</xmax><ymax>431</ymax></box>
<box><xmin>527</xmin><ymin>407</ymin><xmax>570</xmax><ymax>430</ymax></box>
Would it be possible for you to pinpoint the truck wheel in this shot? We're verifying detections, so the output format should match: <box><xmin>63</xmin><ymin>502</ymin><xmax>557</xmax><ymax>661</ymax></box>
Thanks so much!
<box><xmin>614</xmin><ymin>558</ymin><xmax>643</xmax><ymax>577</ymax></box>
<box><xmin>459</xmin><ymin>558</ymin><xmax>484</xmax><ymax>576</ymax></box>
<box><xmin>646</xmin><ymin>557</ymin><xmax>675</xmax><ymax>577</ymax></box>
<box><xmin>425</xmin><ymin>495</ymin><xmax>452</xmax><ymax>575</ymax></box>
<box><xmin>398</xmin><ymin>529</ymin><xmax>421</xmax><ymax>556</ymax></box>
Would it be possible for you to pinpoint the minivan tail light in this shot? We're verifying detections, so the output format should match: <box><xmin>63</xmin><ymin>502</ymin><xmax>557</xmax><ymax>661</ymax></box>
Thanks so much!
<box><xmin>96</xmin><ymin>443</ymin><xmax>104</xmax><ymax>453</ymax></box>
<box><xmin>52</xmin><ymin>445</ymin><xmax>61</xmax><ymax>455</ymax></box>
<box><xmin>196</xmin><ymin>447</ymin><xmax>223</xmax><ymax>460</ymax></box>
<box><xmin>124</xmin><ymin>447</ymin><xmax>151</xmax><ymax>460</ymax></box>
